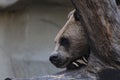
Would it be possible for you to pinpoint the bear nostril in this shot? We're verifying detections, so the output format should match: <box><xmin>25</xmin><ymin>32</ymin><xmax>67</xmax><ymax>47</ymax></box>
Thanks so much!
<box><xmin>49</xmin><ymin>54</ymin><xmax>59</xmax><ymax>64</ymax></box>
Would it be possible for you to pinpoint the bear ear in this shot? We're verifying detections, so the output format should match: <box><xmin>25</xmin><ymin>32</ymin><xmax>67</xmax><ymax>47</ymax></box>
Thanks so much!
<box><xmin>68</xmin><ymin>9</ymin><xmax>75</xmax><ymax>19</ymax></box>
<box><xmin>74</xmin><ymin>10</ymin><xmax>80</xmax><ymax>21</ymax></box>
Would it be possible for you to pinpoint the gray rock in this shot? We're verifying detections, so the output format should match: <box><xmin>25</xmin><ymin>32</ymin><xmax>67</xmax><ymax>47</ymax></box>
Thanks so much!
<box><xmin>0</xmin><ymin>0</ymin><xmax>18</xmax><ymax>8</ymax></box>
<box><xmin>0</xmin><ymin>0</ymin><xmax>71</xmax><ymax>10</ymax></box>
<box><xmin>11</xmin><ymin>69</ymin><xmax>96</xmax><ymax>80</ymax></box>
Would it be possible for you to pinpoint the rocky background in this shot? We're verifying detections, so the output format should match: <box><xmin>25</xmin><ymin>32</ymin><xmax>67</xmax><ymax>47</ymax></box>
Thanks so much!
<box><xmin>0</xmin><ymin>0</ymin><xmax>74</xmax><ymax>80</ymax></box>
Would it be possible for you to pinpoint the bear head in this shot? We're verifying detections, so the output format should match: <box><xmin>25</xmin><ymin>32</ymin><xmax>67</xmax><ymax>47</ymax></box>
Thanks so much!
<box><xmin>49</xmin><ymin>10</ymin><xmax>90</xmax><ymax>69</ymax></box>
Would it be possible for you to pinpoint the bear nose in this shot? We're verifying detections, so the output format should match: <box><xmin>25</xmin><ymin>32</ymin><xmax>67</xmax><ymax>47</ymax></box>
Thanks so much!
<box><xmin>49</xmin><ymin>54</ymin><xmax>60</xmax><ymax>65</ymax></box>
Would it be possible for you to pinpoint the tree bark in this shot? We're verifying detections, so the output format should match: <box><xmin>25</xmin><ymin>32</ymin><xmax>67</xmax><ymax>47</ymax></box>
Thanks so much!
<box><xmin>71</xmin><ymin>0</ymin><xmax>120</xmax><ymax>69</ymax></box>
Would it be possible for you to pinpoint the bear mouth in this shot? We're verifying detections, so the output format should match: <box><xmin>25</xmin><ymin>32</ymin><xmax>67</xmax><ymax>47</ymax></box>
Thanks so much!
<box><xmin>66</xmin><ymin>54</ymin><xmax>89</xmax><ymax>70</ymax></box>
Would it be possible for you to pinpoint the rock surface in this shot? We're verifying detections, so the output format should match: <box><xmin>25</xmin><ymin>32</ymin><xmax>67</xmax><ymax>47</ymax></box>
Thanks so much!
<box><xmin>7</xmin><ymin>68</ymin><xmax>120</xmax><ymax>80</ymax></box>
<box><xmin>0</xmin><ymin>0</ymin><xmax>72</xmax><ymax>10</ymax></box>
<box><xmin>0</xmin><ymin>0</ymin><xmax>72</xmax><ymax>79</ymax></box>
<box><xmin>10</xmin><ymin>69</ymin><xmax>95</xmax><ymax>80</ymax></box>
<box><xmin>0</xmin><ymin>0</ymin><xmax>18</xmax><ymax>8</ymax></box>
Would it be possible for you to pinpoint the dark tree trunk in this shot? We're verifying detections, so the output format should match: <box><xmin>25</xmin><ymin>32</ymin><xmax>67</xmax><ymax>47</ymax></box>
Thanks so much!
<box><xmin>71</xmin><ymin>0</ymin><xmax>120</xmax><ymax>69</ymax></box>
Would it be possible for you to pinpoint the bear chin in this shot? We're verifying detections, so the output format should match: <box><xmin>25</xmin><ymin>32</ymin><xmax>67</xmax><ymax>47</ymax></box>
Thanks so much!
<box><xmin>66</xmin><ymin>54</ymin><xmax>89</xmax><ymax>70</ymax></box>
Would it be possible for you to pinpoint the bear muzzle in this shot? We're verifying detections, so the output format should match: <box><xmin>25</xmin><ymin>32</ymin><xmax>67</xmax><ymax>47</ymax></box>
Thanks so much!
<box><xmin>49</xmin><ymin>54</ymin><xmax>69</xmax><ymax>68</ymax></box>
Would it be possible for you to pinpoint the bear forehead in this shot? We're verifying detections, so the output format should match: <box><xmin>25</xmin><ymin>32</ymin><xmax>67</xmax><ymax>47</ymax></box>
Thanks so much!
<box><xmin>54</xmin><ymin>10</ymin><xmax>76</xmax><ymax>43</ymax></box>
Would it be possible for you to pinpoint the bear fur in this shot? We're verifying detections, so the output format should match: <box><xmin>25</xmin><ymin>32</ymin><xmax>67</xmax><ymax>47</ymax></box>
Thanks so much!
<box><xmin>49</xmin><ymin>9</ymin><xmax>120</xmax><ymax>79</ymax></box>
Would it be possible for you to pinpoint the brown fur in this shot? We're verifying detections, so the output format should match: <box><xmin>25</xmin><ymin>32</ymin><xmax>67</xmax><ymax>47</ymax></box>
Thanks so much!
<box><xmin>55</xmin><ymin>10</ymin><xmax>88</xmax><ymax>57</ymax></box>
<box><xmin>50</xmin><ymin>10</ymin><xmax>89</xmax><ymax>68</ymax></box>
<box><xmin>50</xmin><ymin>3</ymin><xmax>120</xmax><ymax>79</ymax></box>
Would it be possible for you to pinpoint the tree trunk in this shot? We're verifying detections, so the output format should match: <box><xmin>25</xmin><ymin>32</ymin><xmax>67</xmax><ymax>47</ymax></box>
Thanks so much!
<box><xmin>71</xmin><ymin>0</ymin><xmax>120</xmax><ymax>69</ymax></box>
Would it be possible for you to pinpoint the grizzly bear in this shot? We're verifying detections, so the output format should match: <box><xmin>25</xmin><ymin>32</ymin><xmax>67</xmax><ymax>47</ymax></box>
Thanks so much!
<box><xmin>49</xmin><ymin>10</ymin><xmax>120</xmax><ymax>80</ymax></box>
<box><xmin>49</xmin><ymin>10</ymin><xmax>90</xmax><ymax>69</ymax></box>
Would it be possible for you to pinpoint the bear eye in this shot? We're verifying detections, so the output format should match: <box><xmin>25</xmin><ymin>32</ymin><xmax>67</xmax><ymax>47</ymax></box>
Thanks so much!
<box><xmin>59</xmin><ymin>37</ymin><xmax>70</xmax><ymax>49</ymax></box>
<box><xmin>74</xmin><ymin>11</ymin><xmax>80</xmax><ymax>21</ymax></box>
